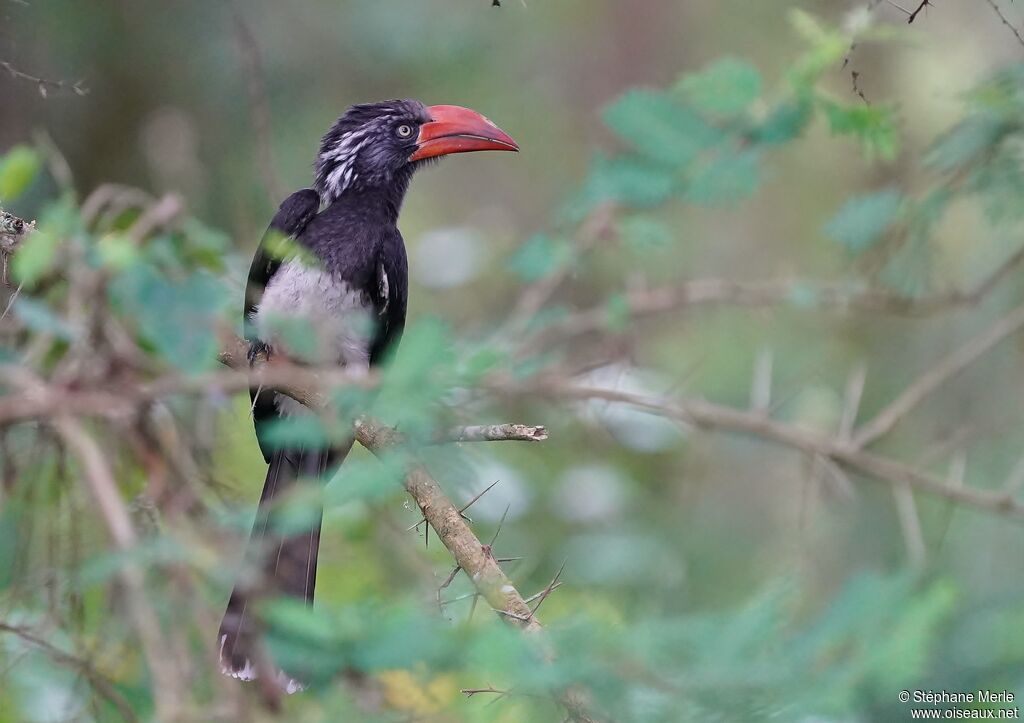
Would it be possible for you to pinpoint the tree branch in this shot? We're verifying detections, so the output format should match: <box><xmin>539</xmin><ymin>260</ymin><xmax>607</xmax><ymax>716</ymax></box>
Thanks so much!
<box><xmin>514</xmin><ymin>379</ymin><xmax>1024</xmax><ymax>520</ymax></box>
<box><xmin>0</xmin><ymin>60</ymin><xmax>88</xmax><ymax>97</ymax></box>
<box><xmin>523</xmin><ymin>244</ymin><xmax>1024</xmax><ymax>348</ymax></box>
<box><xmin>853</xmin><ymin>303</ymin><xmax>1024</xmax><ymax>448</ymax></box>
<box><xmin>50</xmin><ymin>415</ymin><xmax>185</xmax><ymax>720</ymax></box>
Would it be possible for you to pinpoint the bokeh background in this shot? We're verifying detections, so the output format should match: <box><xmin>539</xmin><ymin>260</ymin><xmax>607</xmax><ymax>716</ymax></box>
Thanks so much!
<box><xmin>4</xmin><ymin>1</ymin><xmax>1024</xmax><ymax>721</ymax></box>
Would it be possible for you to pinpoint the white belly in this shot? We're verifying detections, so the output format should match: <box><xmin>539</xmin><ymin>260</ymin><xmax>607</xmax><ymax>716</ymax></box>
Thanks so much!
<box><xmin>253</xmin><ymin>260</ymin><xmax>374</xmax><ymax>370</ymax></box>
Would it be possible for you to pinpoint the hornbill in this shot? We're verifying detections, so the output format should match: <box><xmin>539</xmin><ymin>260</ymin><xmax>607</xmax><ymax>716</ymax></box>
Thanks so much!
<box><xmin>218</xmin><ymin>100</ymin><xmax>518</xmax><ymax>690</ymax></box>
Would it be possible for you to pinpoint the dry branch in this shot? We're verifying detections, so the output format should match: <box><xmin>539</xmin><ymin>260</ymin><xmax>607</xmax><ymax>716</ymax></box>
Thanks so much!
<box><xmin>51</xmin><ymin>415</ymin><xmax>185</xmax><ymax>720</ymax></box>
<box><xmin>854</xmin><ymin>303</ymin><xmax>1024</xmax><ymax>447</ymax></box>
<box><xmin>524</xmin><ymin>244</ymin><xmax>1024</xmax><ymax>348</ymax></box>
<box><xmin>517</xmin><ymin>380</ymin><xmax>1024</xmax><ymax>520</ymax></box>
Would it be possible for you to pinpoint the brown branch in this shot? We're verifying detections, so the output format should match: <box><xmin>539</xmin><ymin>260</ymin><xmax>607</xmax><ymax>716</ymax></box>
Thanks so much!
<box><xmin>517</xmin><ymin>380</ymin><xmax>1024</xmax><ymax>520</ymax></box>
<box><xmin>0</xmin><ymin>60</ymin><xmax>88</xmax><ymax>97</ymax></box>
<box><xmin>353</xmin><ymin>418</ymin><xmax>596</xmax><ymax>722</ymax></box>
<box><xmin>446</xmin><ymin>424</ymin><xmax>548</xmax><ymax>443</ymax></box>
<box><xmin>982</xmin><ymin>0</ymin><xmax>1024</xmax><ymax>48</ymax></box>
<box><xmin>0</xmin><ymin>340</ymin><xmax>547</xmax><ymax>451</ymax></box>
<box><xmin>50</xmin><ymin>415</ymin><xmax>185</xmax><ymax>720</ymax></box>
<box><xmin>501</xmin><ymin>204</ymin><xmax>616</xmax><ymax>337</ymax></box>
<box><xmin>907</xmin><ymin>0</ymin><xmax>933</xmax><ymax>24</ymax></box>
<box><xmin>853</xmin><ymin>303</ymin><xmax>1024</xmax><ymax>448</ymax></box>
<box><xmin>349</xmin><ymin>421</ymin><xmax>542</xmax><ymax>632</ymax></box>
<box><xmin>523</xmin><ymin>244</ymin><xmax>1024</xmax><ymax>348</ymax></box>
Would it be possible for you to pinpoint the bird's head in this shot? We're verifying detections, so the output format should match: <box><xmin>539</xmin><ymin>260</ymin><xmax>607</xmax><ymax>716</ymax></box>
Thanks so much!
<box><xmin>314</xmin><ymin>99</ymin><xmax>518</xmax><ymax>204</ymax></box>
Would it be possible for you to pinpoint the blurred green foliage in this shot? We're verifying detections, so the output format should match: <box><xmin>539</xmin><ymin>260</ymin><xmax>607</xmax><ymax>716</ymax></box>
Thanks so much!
<box><xmin>2</xmin><ymin>3</ymin><xmax>1024</xmax><ymax>722</ymax></box>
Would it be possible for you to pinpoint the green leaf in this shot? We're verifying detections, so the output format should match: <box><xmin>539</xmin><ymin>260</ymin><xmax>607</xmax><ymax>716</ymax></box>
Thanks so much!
<box><xmin>109</xmin><ymin>264</ymin><xmax>227</xmax><ymax>372</ymax></box>
<box><xmin>677</xmin><ymin>58</ymin><xmax>762</xmax><ymax>117</ymax></box>
<box><xmin>508</xmin><ymin>234</ymin><xmax>572</xmax><ymax>282</ymax></box>
<box><xmin>753</xmin><ymin>100</ymin><xmax>813</xmax><ymax>145</ymax></box>
<box><xmin>260</xmin><ymin>416</ymin><xmax>330</xmax><ymax>450</ymax></box>
<box><xmin>324</xmin><ymin>454</ymin><xmax>404</xmax><ymax>507</ymax></box>
<box><xmin>685</xmin><ymin>149</ymin><xmax>761</xmax><ymax>206</ymax></box>
<box><xmin>618</xmin><ymin>215</ymin><xmax>673</xmax><ymax>253</ymax></box>
<box><xmin>573</xmin><ymin>154</ymin><xmax>678</xmax><ymax>214</ymax></box>
<box><xmin>605</xmin><ymin>293</ymin><xmax>631</xmax><ymax>332</ymax></box>
<box><xmin>926</xmin><ymin>115</ymin><xmax>1008</xmax><ymax>173</ymax></box>
<box><xmin>603</xmin><ymin>90</ymin><xmax>722</xmax><ymax>166</ymax></box>
<box><xmin>11</xmin><ymin>229</ymin><xmax>59</xmax><ymax>286</ymax></box>
<box><xmin>0</xmin><ymin>146</ymin><xmax>41</xmax><ymax>201</ymax></box>
<box><xmin>787</xmin><ymin>10</ymin><xmax>851</xmax><ymax>89</ymax></box>
<box><xmin>821</xmin><ymin>100</ymin><xmax>899</xmax><ymax>161</ymax></box>
<box><xmin>96</xmin><ymin>233</ymin><xmax>139</xmax><ymax>271</ymax></box>
<box><xmin>13</xmin><ymin>298</ymin><xmax>77</xmax><ymax>340</ymax></box>
<box><xmin>824</xmin><ymin>188</ymin><xmax>902</xmax><ymax>255</ymax></box>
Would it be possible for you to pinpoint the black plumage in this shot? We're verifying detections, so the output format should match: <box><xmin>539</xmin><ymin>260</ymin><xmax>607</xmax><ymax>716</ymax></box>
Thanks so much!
<box><xmin>217</xmin><ymin>98</ymin><xmax>516</xmax><ymax>690</ymax></box>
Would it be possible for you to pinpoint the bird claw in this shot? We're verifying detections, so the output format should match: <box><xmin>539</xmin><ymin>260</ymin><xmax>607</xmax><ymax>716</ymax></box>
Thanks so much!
<box><xmin>247</xmin><ymin>340</ymin><xmax>273</xmax><ymax>366</ymax></box>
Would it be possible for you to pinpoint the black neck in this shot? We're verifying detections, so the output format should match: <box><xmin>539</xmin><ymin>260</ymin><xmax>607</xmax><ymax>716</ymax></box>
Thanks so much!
<box><xmin>319</xmin><ymin>166</ymin><xmax>414</xmax><ymax>223</ymax></box>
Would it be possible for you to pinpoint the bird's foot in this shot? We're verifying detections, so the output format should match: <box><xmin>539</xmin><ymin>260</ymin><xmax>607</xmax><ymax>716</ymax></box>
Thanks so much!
<box><xmin>247</xmin><ymin>340</ymin><xmax>274</xmax><ymax>366</ymax></box>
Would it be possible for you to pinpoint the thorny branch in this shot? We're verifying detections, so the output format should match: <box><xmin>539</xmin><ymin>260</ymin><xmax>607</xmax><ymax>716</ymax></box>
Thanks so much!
<box><xmin>982</xmin><ymin>0</ymin><xmax>1024</xmax><ymax>48</ymax></box>
<box><xmin>907</xmin><ymin>1</ymin><xmax>932</xmax><ymax>24</ymax></box>
<box><xmin>0</xmin><ymin>60</ymin><xmax>87</xmax><ymax>97</ymax></box>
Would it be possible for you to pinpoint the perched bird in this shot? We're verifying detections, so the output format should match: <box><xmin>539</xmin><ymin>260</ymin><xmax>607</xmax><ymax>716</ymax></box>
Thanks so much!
<box><xmin>218</xmin><ymin>100</ymin><xmax>518</xmax><ymax>691</ymax></box>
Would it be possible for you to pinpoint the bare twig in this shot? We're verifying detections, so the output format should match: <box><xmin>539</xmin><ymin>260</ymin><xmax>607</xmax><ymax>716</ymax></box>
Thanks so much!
<box><xmin>907</xmin><ymin>0</ymin><xmax>933</xmax><ymax>24</ymax></box>
<box><xmin>446</xmin><ymin>424</ymin><xmax>549</xmax><ymax>442</ymax></box>
<box><xmin>518</xmin><ymin>380</ymin><xmax>1024</xmax><ymax>520</ymax></box>
<box><xmin>462</xmin><ymin>685</ymin><xmax>509</xmax><ymax>699</ymax></box>
<box><xmin>853</xmin><ymin>303</ymin><xmax>1024</xmax><ymax>448</ymax></box>
<box><xmin>0</xmin><ymin>60</ymin><xmax>87</xmax><ymax>97</ymax></box>
<box><xmin>530</xmin><ymin>560</ymin><xmax>566</xmax><ymax>616</ymax></box>
<box><xmin>523</xmin><ymin>244</ymin><xmax>1024</xmax><ymax>348</ymax></box>
<box><xmin>501</xmin><ymin>204</ymin><xmax>616</xmax><ymax>337</ymax></box>
<box><xmin>982</xmin><ymin>0</ymin><xmax>1024</xmax><ymax>48</ymax></box>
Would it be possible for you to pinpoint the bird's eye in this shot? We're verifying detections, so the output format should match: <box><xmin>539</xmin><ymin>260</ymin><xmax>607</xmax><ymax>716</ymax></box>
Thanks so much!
<box><xmin>396</xmin><ymin>124</ymin><xmax>414</xmax><ymax>139</ymax></box>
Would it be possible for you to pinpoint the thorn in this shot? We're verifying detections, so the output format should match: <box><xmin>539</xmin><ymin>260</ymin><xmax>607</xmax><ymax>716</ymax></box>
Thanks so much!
<box><xmin>488</xmin><ymin>503</ymin><xmax>511</xmax><ymax>548</ymax></box>
<box><xmin>461</xmin><ymin>685</ymin><xmax>507</xmax><ymax>699</ymax></box>
<box><xmin>530</xmin><ymin>559</ymin><xmax>566</xmax><ymax>615</ymax></box>
<box><xmin>407</xmin><ymin>480</ymin><xmax>499</xmax><ymax>530</ymax></box>
<box><xmin>493</xmin><ymin>608</ymin><xmax>531</xmax><ymax>622</ymax></box>
<box><xmin>524</xmin><ymin>581</ymin><xmax>562</xmax><ymax>604</ymax></box>
<box><xmin>459</xmin><ymin>479</ymin><xmax>500</xmax><ymax>524</ymax></box>
<box><xmin>439</xmin><ymin>591</ymin><xmax>480</xmax><ymax>607</ymax></box>
<box><xmin>437</xmin><ymin>565</ymin><xmax>462</xmax><ymax>610</ymax></box>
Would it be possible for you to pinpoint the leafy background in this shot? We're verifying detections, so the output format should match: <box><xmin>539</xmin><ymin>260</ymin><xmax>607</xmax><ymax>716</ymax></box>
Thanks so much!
<box><xmin>3</xmin><ymin>1</ymin><xmax>1024</xmax><ymax>721</ymax></box>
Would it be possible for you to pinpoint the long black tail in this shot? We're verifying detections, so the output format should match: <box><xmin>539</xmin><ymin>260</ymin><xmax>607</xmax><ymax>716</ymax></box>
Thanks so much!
<box><xmin>218</xmin><ymin>443</ymin><xmax>347</xmax><ymax>690</ymax></box>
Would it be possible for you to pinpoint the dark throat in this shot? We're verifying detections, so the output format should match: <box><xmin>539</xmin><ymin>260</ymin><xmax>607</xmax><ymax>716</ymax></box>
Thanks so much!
<box><xmin>321</xmin><ymin>165</ymin><xmax>415</xmax><ymax>223</ymax></box>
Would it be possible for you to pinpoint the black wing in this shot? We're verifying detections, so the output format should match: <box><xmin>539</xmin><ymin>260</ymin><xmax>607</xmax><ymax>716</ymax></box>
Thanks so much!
<box><xmin>243</xmin><ymin>189</ymin><xmax>320</xmax><ymax>338</ymax></box>
<box><xmin>369</xmin><ymin>226</ymin><xmax>408</xmax><ymax>365</ymax></box>
<box><xmin>247</xmin><ymin>189</ymin><xmax>319</xmax><ymax>461</ymax></box>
